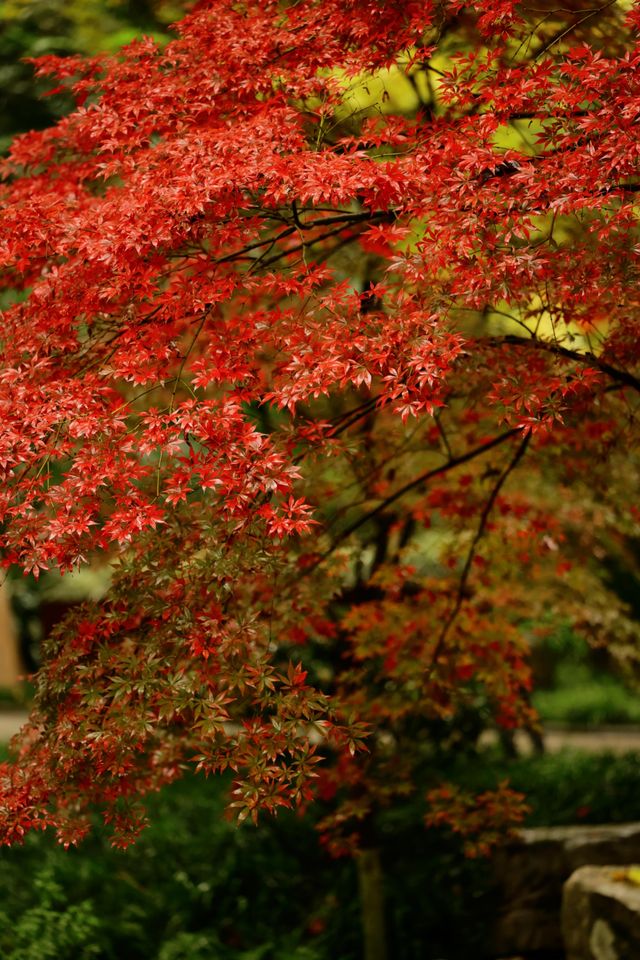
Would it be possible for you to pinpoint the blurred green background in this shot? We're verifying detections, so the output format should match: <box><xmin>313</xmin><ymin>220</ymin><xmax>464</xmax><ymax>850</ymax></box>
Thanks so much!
<box><xmin>3</xmin><ymin>747</ymin><xmax>640</xmax><ymax>960</ymax></box>
<box><xmin>0</xmin><ymin>0</ymin><xmax>183</xmax><ymax>152</ymax></box>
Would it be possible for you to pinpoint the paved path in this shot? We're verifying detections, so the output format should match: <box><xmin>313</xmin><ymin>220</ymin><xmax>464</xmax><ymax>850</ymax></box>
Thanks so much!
<box><xmin>544</xmin><ymin>727</ymin><xmax>640</xmax><ymax>755</ymax></box>
<box><xmin>0</xmin><ymin>712</ymin><xmax>27</xmax><ymax>741</ymax></box>
<box><xmin>2</xmin><ymin>712</ymin><xmax>640</xmax><ymax>753</ymax></box>
<box><xmin>479</xmin><ymin>726</ymin><xmax>640</xmax><ymax>755</ymax></box>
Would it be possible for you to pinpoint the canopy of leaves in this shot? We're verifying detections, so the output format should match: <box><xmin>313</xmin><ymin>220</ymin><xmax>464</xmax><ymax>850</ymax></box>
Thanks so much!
<box><xmin>0</xmin><ymin>0</ymin><xmax>639</xmax><ymax>848</ymax></box>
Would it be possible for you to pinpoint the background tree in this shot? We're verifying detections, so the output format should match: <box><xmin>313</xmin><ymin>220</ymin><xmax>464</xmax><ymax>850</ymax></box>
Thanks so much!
<box><xmin>0</xmin><ymin>12</ymin><xmax>639</xmax><ymax>953</ymax></box>
<box><xmin>0</xmin><ymin>0</ymin><xmax>182</xmax><ymax>152</ymax></box>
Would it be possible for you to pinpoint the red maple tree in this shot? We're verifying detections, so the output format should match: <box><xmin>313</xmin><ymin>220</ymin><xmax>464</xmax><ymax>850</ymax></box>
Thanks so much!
<box><xmin>0</xmin><ymin>0</ymin><xmax>639</xmax><ymax>865</ymax></box>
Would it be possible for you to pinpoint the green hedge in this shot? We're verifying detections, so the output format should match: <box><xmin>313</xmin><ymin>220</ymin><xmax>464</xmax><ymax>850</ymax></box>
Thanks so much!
<box><xmin>533</xmin><ymin>665</ymin><xmax>640</xmax><ymax>727</ymax></box>
<box><xmin>2</xmin><ymin>750</ymin><xmax>640</xmax><ymax>960</ymax></box>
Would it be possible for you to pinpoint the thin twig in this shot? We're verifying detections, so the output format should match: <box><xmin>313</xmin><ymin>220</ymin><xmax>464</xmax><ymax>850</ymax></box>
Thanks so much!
<box><xmin>533</xmin><ymin>0</ymin><xmax>620</xmax><ymax>60</ymax></box>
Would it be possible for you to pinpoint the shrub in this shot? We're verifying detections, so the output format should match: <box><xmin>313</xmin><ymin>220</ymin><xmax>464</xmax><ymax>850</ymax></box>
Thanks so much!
<box><xmin>2</xmin><ymin>749</ymin><xmax>640</xmax><ymax>959</ymax></box>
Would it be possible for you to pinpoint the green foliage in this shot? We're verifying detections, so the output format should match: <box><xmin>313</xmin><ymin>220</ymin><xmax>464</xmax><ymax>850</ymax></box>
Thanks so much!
<box><xmin>0</xmin><ymin>3</ymin><xmax>72</xmax><ymax>152</ymax></box>
<box><xmin>529</xmin><ymin>623</ymin><xmax>640</xmax><ymax>726</ymax></box>
<box><xmin>509</xmin><ymin>750</ymin><xmax>640</xmax><ymax>826</ymax></box>
<box><xmin>156</xmin><ymin>932</ymin><xmax>325</xmax><ymax>960</ymax></box>
<box><xmin>0</xmin><ymin>869</ymin><xmax>101</xmax><ymax>960</ymax></box>
<box><xmin>534</xmin><ymin>670</ymin><xmax>640</xmax><ymax>726</ymax></box>
<box><xmin>438</xmin><ymin>747</ymin><xmax>640</xmax><ymax>828</ymax></box>
<box><xmin>0</xmin><ymin>773</ymin><xmax>360</xmax><ymax>960</ymax></box>
<box><xmin>2</xmin><ymin>749</ymin><xmax>640</xmax><ymax>960</ymax></box>
<box><xmin>0</xmin><ymin>685</ymin><xmax>26</xmax><ymax>708</ymax></box>
<box><xmin>532</xmin><ymin>632</ymin><xmax>640</xmax><ymax>725</ymax></box>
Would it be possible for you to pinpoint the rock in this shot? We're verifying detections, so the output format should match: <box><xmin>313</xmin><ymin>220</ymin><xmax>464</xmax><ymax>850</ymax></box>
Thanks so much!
<box><xmin>491</xmin><ymin>822</ymin><xmax>640</xmax><ymax>957</ymax></box>
<box><xmin>563</xmin><ymin>864</ymin><xmax>640</xmax><ymax>960</ymax></box>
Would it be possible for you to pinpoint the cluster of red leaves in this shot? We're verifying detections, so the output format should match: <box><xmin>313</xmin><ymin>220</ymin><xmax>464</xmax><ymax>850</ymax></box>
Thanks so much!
<box><xmin>0</xmin><ymin>0</ymin><xmax>639</xmax><ymax>848</ymax></box>
<box><xmin>425</xmin><ymin>781</ymin><xmax>529</xmax><ymax>858</ymax></box>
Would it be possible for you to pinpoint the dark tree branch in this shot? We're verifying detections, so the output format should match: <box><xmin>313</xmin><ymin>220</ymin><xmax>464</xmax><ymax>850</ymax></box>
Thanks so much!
<box><xmin>321</xmin><ymin>427</ymin><xmax>525</xmax><ymax>562</ymax></box>
<box><xmin>487</xmin><ymin>334</ymin><xmax>640</xmax><ymax>395</ymax></box>
<box><xmin>533</xmin><ymin>0</ymin><xmax>620</xmax><ymax>60</ymax></box>
<box><xmin>426</xmin><ymin>428</ymin><xmax>532</xmax><ymax>678</ymax></box>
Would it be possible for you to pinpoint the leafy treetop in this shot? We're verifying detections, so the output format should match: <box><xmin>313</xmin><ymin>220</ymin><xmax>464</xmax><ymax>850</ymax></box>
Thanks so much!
<box><xmin>0</xmin><ymin>0</ymin><xmax>639</xmax><ymax>848</ymax></box>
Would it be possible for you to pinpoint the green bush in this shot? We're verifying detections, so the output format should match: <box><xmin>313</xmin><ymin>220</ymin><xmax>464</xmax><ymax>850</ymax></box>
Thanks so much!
<box><xmin>511</xmin><ymin>750</ymin><xmax>640</xmax><ymax>826</ymax></box>
<box><xmin>0</xmin><ymin>868</ymin><xmax>100</xmax><ymax>960</ymax></box>
<box><xmin>533</xmin><ymin>662</ymin><xmax>640</xmax><ymax>727</ymax></box>
<box><xmin>0</xmin><ymin>774</ymin><xmax>361</xmax><ymax>960</ymax></box>
<box><xmin>534</xmin><ymin>681</ymin><xmax>640</xmax><ymax>726</ymax></box>
<box><xmin>2</xmin><ymin>750</ymin><xmax>640</xmax><ymax>960</ymax></box>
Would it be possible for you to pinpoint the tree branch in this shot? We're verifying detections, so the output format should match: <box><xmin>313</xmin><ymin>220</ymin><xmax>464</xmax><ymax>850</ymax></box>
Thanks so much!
<box><xmin>533</xmin><ymin>0</ymin><xmax>620</xmax><ymax>60</ymax></box>
<box><xmin>321</xmin><ymin>427</ymin><xmax>525</xmax><ymax>562</ymax></box>
<box><xmin>487</xmin><ymin>334</ymin><xmax>640</xmax><ymax>395</ymax></box>
<box><xmin>426</xmin><ymin>428</ymin><xmax>532</xmax><ymax>678</ymax></box>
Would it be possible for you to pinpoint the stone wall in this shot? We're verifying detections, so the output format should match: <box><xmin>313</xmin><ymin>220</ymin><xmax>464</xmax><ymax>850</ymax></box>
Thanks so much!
<box><xmin>491</xmin><ymin>823</ymin><xmax>640</xmax><ymax>958</ymax></box>
<box><xmin>563</xmin><ymin>865</ymin><xmax>640</xmax><ymax>960</ymax></box>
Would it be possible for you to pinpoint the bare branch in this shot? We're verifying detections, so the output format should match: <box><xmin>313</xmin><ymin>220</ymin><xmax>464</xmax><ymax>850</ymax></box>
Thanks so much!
<box><xmin>488</xmin><ymin>334</ymin><xmax>640</xmax><ymax>395</ymax></box>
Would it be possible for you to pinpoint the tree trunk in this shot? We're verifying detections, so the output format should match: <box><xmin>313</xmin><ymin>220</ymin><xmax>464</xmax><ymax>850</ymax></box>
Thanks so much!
<box><xmin>356</xmin><ymin>847</ymin><xmax>388</xmax><ymax>960</ymax></box>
